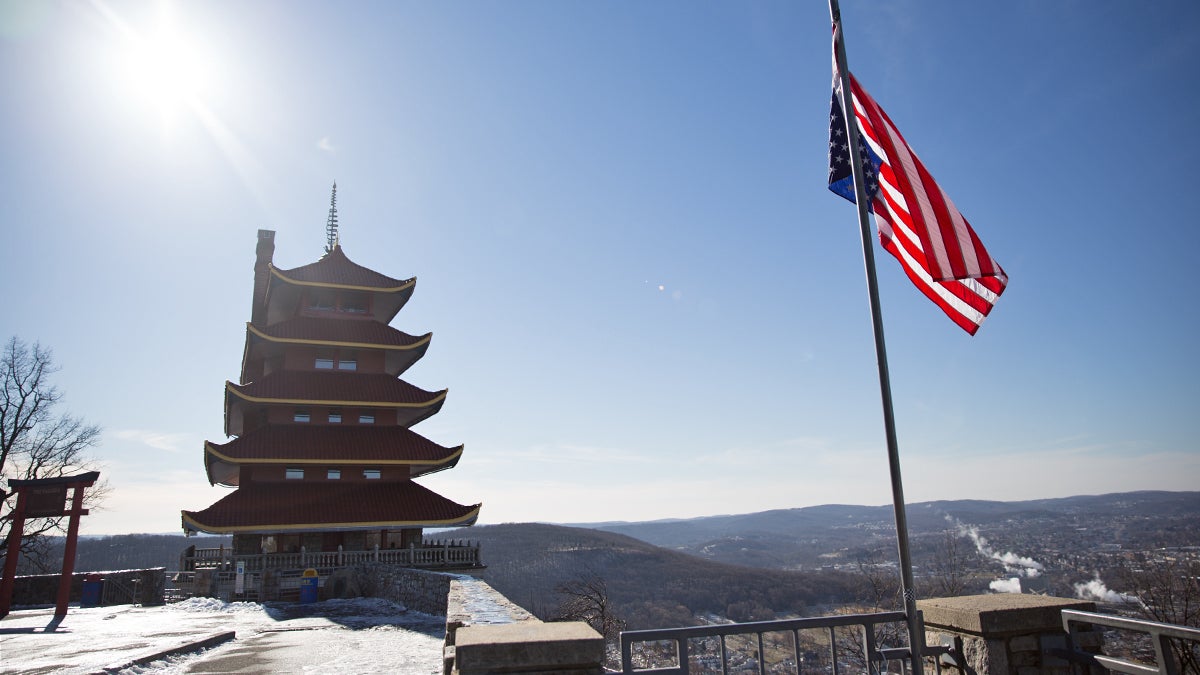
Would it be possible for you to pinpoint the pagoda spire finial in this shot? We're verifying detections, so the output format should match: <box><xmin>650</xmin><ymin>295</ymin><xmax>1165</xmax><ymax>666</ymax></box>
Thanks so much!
<box><xmin>324</xmin><ymin>182</ymin><xmax>339</xmax><ymax>254</ymax></box>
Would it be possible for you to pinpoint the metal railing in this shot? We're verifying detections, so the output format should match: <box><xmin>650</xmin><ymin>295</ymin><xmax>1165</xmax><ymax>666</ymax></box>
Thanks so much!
<box><xmin>620</xmin><ymin>611</ymin><xmax>950</xmax><ymax>675</ymax></box>
<box><xmin>181</xmin><ymin>539</ymin><xmax>481</xmax><ymax>572</ymax></box>
<box><xmin>1058</xmin><ymin>609</ymin><xmax>1200</xmax><ymax>675</ymax></box>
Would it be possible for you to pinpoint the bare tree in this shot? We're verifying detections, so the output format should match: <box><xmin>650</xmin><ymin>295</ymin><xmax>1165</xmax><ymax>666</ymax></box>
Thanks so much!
<box><xmin>927</xmin><ymin>530</ymin><xmax>969</xmax><ymax>597</ymax></box>
<box><xmin>832</xmin><ymin>550</ymin><xmax>907</xmax><ymax>674</ymax></box>
<box><xmin>1</xmin><ymin>337</ymin><xmax>103</xmax><ymax>571</ymax></box>
<box><xmin>1117</xmin><ymin>553</ymin><xmax>1200</xmax><ymax>672</ymax></box>
<box><xmin>553</xmin><ymin>570</ymin><xmax>626</xmax><ymax>669</ymax></box>
<box><xmin>853</xmin><ymin>549</ymin><xmax>901</xmax><ymax>609</ymax></box>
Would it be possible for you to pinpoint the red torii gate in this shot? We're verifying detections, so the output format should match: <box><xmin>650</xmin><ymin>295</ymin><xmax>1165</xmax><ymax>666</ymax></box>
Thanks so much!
<box><xmin>0</xmin><ymin>471</ymin><xmax>100</xmax><ymax>618</ymax></box>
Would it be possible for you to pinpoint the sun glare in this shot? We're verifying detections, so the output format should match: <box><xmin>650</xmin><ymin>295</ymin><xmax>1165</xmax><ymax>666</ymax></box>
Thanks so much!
<box><xmin>123</xmin><ymin>29</ymin><xmax>210</xmax><ymax>116</ymax></box>
<box><xmin>95</xmin><ymin>0</ymin><xmax>214</xmax><ymax>133</ymax></box>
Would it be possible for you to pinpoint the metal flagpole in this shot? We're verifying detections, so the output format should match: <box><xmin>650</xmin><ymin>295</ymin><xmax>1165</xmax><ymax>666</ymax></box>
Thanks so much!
<box><xmin>827</xmin><ymin>0</ymin><xmax>922</xmax><ymax>669</ymax></box>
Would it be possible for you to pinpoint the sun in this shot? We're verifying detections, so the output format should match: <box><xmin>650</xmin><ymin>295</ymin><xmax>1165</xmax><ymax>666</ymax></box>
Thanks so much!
<box><xmin>123</xmin><ymin>27</ymin><xmax>210</xmax><ymax>117</ymax></box>
<box><xmin>96</xmin><ymin>0</ymin><xmax>214</xmax><ymax>132</ymax></box>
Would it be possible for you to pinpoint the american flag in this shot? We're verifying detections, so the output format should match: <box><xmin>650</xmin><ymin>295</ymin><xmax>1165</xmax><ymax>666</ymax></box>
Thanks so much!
<box><xmin>828</xmin><ymin>70</ymin><xmax>1007</xmax><ymax>336</ymax></box>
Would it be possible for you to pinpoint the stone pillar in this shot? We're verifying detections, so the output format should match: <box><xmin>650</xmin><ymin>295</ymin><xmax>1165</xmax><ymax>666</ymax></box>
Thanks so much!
<box><xmin>918</xmin><ymin>594</ymin><xmax>1104</xmax><ymax>675</ymax></box>
<box><xmin>443</xmin><ymin>577</ymin><xmax>603</xmax><ymax>675</ymax></box>
<box><xmin>452</xmin><ymin>622</ymin><xmax>604</xmax><ymax>675</ymax></box>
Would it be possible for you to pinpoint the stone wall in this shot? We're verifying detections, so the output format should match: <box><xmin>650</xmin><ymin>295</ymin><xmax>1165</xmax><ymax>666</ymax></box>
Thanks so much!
<box><xmin>302</xmin><ymin>564</ymin><xmax>602</xmax><ymax>673</ymax></box>
<box><xmin>444</xmin><ymin>576</ymin><xmax>538</xmax><ymax>647</ymax></box>
<box><xmin>321</xmin><ymin>563</ymin><xmax>459</xmax><ymax>615</ymax></box>
<box><xmin>443</xmin><ymin>577</ymin><xmax>602</xmax><ymax>675</ymax></box>
<box><xmin>9</xmin><ymin>568</ymin><xmax>166</xmax><ymax>607</ymax></box>
<box><xmin>919</xmin><ymin>594</ymin><xmax>1104</xmax><ymax>675</ymax></box>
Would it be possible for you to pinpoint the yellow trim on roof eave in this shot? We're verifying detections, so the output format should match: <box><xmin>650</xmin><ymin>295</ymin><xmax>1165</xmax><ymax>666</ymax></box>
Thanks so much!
<box><xmin>245</xmin><ymin>322</ymin><xmax>431</xmax><ymax>351</ymax></box>
<box><xmin>268</xmin><ymin>265</ymin><xmax>415</xmax><ymax>293</ymax></box>
<box><xmin>180</xmin><ymin>505</ymin><xmax>481</xmax><ymax>534</ymax></box>
<box><xmin>225</xmin><ymin>381</ymin><xmax>447</xmax><ymax>408</ymax></box>
<box><xmin>203</xmin><ymin>442</ymin><xmax>463</xmax><ymax>467</ymax></box>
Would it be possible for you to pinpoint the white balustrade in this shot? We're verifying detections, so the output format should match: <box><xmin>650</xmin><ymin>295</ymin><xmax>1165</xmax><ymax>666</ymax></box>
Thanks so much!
<box><xmin>185</xmin><ymin>540</ymin><xmax>480</xmax><ymax>572</ymax></box>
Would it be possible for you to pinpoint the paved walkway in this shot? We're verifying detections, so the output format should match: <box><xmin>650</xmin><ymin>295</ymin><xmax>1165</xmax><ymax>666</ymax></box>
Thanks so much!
<box><xmin>0</xmin><ymin>600</ymin><xmax>445</xmax><ymax>674</ymax></box>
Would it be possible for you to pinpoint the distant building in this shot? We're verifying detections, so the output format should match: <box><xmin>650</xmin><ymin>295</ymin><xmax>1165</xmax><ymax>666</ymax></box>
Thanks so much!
<box><xmin>181</xmin><ymin>215</ymin><xmax>479</xmax><ymax>563</ymax></box>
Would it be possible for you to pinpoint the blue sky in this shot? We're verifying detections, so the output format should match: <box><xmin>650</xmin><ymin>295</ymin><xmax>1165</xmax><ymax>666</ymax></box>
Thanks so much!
<box><xmin>1</xmin><ymin>1</ymin><xmax>1197</xmax><ymax>535</ymax></box>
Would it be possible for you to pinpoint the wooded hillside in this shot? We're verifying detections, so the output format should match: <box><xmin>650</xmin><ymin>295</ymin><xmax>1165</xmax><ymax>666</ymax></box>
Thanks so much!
<box><xmin>447</xmin><ymin>522</ymin><xmax>858</xmax><ymax>629</ymax></box>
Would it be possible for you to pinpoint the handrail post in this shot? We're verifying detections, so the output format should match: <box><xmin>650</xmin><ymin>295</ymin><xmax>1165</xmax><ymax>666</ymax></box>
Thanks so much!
<box><xmin>827</xmin><ymin>626</ymin><xmax>838</xmax><ymax>674</ymax></box>
<box><xmin>757</xmin><ymin>632</ymin><xmax>766</xmax><ymax>675</ymax></box>
<box><xmin>1155</xmin><ymin>632</ymin><xmax>1180</xmax><ymax>675</ymax></box>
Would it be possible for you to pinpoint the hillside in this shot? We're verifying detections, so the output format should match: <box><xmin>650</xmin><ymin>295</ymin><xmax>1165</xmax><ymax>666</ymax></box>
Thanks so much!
<box><xmin>32</xmin><ymin>490</ymin><xmax>1200</xmax><ymax>628</ymax></box>
<box><xmin>578</xmin><ymin>491</ymin><xmax>1200</xmax><ymax>570</ymax></box>
<box><xmin>443</xmin><ymin>522</ymin><xmax>858</xmax><ymax>629</ymax></box>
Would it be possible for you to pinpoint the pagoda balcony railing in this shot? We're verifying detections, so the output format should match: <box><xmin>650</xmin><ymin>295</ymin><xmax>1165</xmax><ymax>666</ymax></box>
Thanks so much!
<box><xmin>181</xmin><ymin>539</ymin><xmax>481</xmax><ymax>572</ymax></box>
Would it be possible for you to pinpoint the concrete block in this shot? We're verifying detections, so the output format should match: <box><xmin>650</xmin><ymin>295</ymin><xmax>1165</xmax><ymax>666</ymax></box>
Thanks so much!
<box><xmin>918</xmin><ymin>595</ymin><xmax>1096</xmax><ymax>637</ymax></box>
<box><xmin>454</xmin><ymin>621</ymin><xmax>603</xmax><ymax>674</ymax></box>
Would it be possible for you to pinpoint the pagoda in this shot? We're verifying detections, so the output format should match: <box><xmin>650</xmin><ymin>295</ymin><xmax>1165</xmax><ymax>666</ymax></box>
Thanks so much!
<box><xmin>182</xmin><ymin>192</ymin><xmax>480</xmax><ymax>562</ymax></box>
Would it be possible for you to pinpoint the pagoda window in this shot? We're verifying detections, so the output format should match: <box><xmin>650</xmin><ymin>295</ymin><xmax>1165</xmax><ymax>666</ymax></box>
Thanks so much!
<box><xmin>285</xmin><ymin>468</ymin><xmax>304</xmax><ymax>480</ymax></box>
<box><xmin>327</xmin><ymin>469</ymin><xmax>341</xmax><ymax>480</ymax></box>
<box><xmin>308</xmin><ymin>290</ymin><xmax>336</xmax><ymax>312</ymax></box>
<box><xmin>341</xmin><ymin>293</ymin><xmax>369</xmax><ymax>314</ymax></box>
<box><xmin>337</xmin><ymin>358</ymin><xmax>357</xmax><ymax>371</ymax></box>
<box><xmin>315</xmin><ymin>357</ymin><xmax>335</xmax><ymax>369</ymax></box>
<box><xmin>363</xmin><ymin>469</ymin><xmax>381</xmax><ymax>480</ymax></box>
<box><xmin>293</xmin><ymin>410</ymin><xmax>311</xmax><ymax>423</ymax></box>
<box><xmin>328</xmin><ymin>410</ymin><xmax>342</xmax><ymax>423</ymax></box>
<box><xmin>358</xmin><ymin>413</ymin><xmax>375</xmax><ymax>424</ymax></box>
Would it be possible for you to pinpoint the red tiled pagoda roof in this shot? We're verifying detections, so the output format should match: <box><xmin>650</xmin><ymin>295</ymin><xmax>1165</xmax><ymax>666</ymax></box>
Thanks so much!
<box><xmin>207</xmin><ymin>426</ymin><xmax>462</xmax><ymax>466</ymax></box>
<box><xmin>228</xmin><ymin>371</ymin><xmax>445</xmax><ymax>406</ymax></box>
<box><xmin>248</xmin><ymin>317</ymin><xmax>429</xmax><ymax>349</ymax></box>
<box><xmin>181</xmin><ymin>481</ymin><xmax>481</xmax><ymax>534</ymax></box>
<box><xmin>271</xmin><ymin>246</ymin><xmax>412</xmax><ymax>290</ymax></box>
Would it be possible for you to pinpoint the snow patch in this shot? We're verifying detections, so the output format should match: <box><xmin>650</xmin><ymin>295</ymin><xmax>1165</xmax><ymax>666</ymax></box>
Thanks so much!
<box><xmin>168</xmin><ymin>597</ymin><xmax>269</xmax><ymax>614</ymax></box>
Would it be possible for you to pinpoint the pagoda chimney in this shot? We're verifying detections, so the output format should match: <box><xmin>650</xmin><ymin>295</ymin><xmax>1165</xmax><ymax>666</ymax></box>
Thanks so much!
<box><xmin>251</xmin><ymin>229</ymin><xmax>275</xmax><ymax>328</ymax></box>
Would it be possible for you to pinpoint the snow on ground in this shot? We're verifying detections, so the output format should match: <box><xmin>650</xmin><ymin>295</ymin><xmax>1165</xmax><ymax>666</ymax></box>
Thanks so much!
<box><xmin>131</xmin><ymin>598</ymin><xmax>446</xmax><ymax>674</ymax></box>
<box><xmin>1</xmin><ymin>598</ymin><xmax>445</xmax><ymax>674</ymax></box>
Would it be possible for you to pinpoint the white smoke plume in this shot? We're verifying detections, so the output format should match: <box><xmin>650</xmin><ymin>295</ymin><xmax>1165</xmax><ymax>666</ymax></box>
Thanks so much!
<box><xmin>948</xmin><ymin>516</ymin><xmax>1045</xmax><ymax>577</ymax></box>
<box><xmin>989</xmin><ymin>577</ymin><xmax>1023</xmax><ymax>594</ymax></box>
<box><xmin>1074</xmin><ymin>575</ymin><xmax>1141</xmax><ymax>604</ymax></box>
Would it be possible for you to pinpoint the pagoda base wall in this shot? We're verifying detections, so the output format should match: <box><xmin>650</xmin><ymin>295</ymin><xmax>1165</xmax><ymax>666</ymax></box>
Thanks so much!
<box><xmin>325</xmin><ymin>564</ymin><xmax>457</xmax><ymax>615</ymax></box>
<box><xmin>192</xmin><ymin>563</ymin><xmax>460</xmax><ymax>614</ymax></box>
